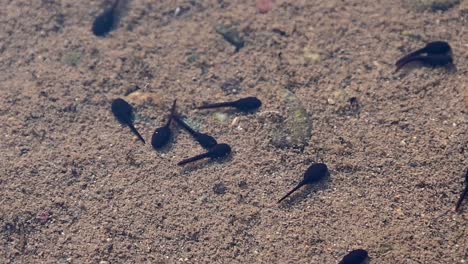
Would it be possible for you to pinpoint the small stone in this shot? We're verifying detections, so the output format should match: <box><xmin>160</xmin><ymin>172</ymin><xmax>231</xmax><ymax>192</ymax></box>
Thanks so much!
<box><xmin>36</xmin><ymin>210</ymin><xmax>51</xmax><ymax>224</ymax></box>
<box><xmin>230</xmin><ymin>117</ymin><xmax>240</xmax><ymax>128</ymax></box>
<box><xmin>213</xmin><ymin>112</ymin><xmax>228</xmax><ymax>123</ymax></box>
<box><xmin>174</xmin><ymin>7</ymin><xmax>181</xmax><ymax>16</ymax></box>
<box><xmin>187</xmin><ymin>53</ymin><xmax>199</xmax><ymax>64</ymax></box>
<box><xmin>215</xmin><ymin>25</ymin><xmax>245</xmax><ymax>52</ymax></box>
<box><xmin>256</xmin><ymin>0</ymin><xmax>274</xmax><ymax>14</ymax></box>
<box><xmin>238</xmin><ymin>180</ymin><xmax>248</xmax><ymax>189</ymax></box>
<box><xmin>173</xmin><ymin>6</ymin><xmax>190</xmax><ymax>16</ymax></box>
<box><xmin>327</xmin><ymin>98</ymin><xmax>335</xmax><ymax>105</ymax></box>
<box><xmin>220</xmin><ymin>78</ymin><xmax>242</xmax><ymax>95</ymax></box>
<box><xmin>124</xmin><ymin>85</ymin><xmax>140</xmax><ymax>96</ymax></box>
<box><xmin>125</xmin><ymin>91</ymin><xmax>164</xmax><ymax>106</ymax></box>
<box><xmin>213</xmin><ymin>183</ymin><xmax>227</xmax><ymax>195</ymax></box>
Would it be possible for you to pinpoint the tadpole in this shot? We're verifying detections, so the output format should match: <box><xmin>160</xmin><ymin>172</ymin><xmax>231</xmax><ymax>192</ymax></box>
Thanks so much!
<box><xmin>339</xmin><ymin>249</ymin><xmax>369</xmax><ymax>264</ymax></box>
<box><xmin>151</xmin><ymin>100</ymin><xmax>177</xmax><ymax>150</ymax></box>
<box><xmin>278</xmin><ymin>163</ymin><xmax>329</xmax><ymax>203</ymax></box>
<box><xmin>178</xmin><ymin>143</ymin><xmax>231</xmax><ymax>166</ymax></box>
<box><xmin>111</xmin><ymin>98</ymin><xmax>145</xmax><ymax>144</ymax></box>
<box><xmin>455</xmin><ymin>168</ymin><xmax>468</xmax><ymax>212</ymax></box>
<box><xmin>172</xmin><ymin>115</ymin><xmax>218</xmax><ymax>149</ymax></box>
<box><xmin>395</xmin><ymin>41</ymin><xmax>453</xmax><ymax>72</ymax></box>
<box><xmin>198</xmin><ymin>97</ymin><xmax>262</xmax><ymax>112</ymax></box>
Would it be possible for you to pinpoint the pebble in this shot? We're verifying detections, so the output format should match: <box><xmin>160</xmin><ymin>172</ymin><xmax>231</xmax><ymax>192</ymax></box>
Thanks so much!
<box><xmin>213</xmin><ymin>183</ymin><xmax>227</xmax><ymax>195</ymax></box>
<box><xmin>256</xmin><ymin>0</ymin><xmax>274</xmax><ymax>13</ymax></box>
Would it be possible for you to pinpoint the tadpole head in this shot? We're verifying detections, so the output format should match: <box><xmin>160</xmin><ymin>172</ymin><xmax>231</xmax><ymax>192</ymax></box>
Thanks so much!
<box><xmin>195</xmin><ymin>132</ymin><xmax>218</xmax><ymax>149</ymax></box>
<box><xmin>303</xmin><ymin>163</ymin><xmax>329</xmax><ymax>184</ymax></box>
<box><xmin>339</xmin><ymin>249</ymin><xmax>369</xmax><ymax>264</ymax></box>
<box><xmin>92</xmin><ymin>8</ymin><xmax>116</xmax><ymax>37</ymax></box>
<box><xmin>235</xmin><ymin>97</ymin><xmax>262</xmax><ymax>111</ymax></box>
<box><xmin>424</xmin><ymin>54</ymin><xmax>453</xmax><ymax>67</ymax></box>
<box><xmin>151</xmin><ymin>126</ymin><xmax>172</xmax><ymax>150</ymax></box>
<box><xmin>208</xmin><ymin>143</ymin><xmax>231</xmax><ymax>159</ymax></box>
<box><xmin>111</xmin><ymin>98</ymin><xmax>134</xmax><ymax>124</ymax></box>
<box><xmin>424</xmin><ymin>41</ymin><xmax>451</xmax><ymax>55</ymax></box>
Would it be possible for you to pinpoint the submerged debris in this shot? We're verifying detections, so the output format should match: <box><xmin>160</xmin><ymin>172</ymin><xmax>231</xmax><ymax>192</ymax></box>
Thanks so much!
<box><xmin>325</xmin><ymin>89</ymin><xmax>361</xmax><ymax>117</ymax></box>
<box><xmin>262</xmin><ymin>88</ymin><xmax>311</xmax><ymax>149</ymax></box>
<box><xmin>215</xmin><ymin>25</ymin><xmax>245</xmax><ymax>52</ymax></box>
<box><xmin>62</xmin><ymin>51</ymin><xmax>82</xmax><ymax>67</ymax></box>
<box><xmin>213</xmin><ymin>183</ymin><xmax>227</xmax><ymax>195</ymax></box>
<box><xmin>220</xmin><ymin>78</ymin><xmax>243</xmax><ymax>95</ymax></box>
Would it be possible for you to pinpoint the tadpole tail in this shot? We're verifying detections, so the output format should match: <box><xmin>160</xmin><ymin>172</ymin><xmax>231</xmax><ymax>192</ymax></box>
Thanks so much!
<box><xmin>107</xmin><ymin>0</ymin><xmax>130</xmax><ymax>31</ymax></box>
<box><xmin>278</xmin><ymin>182</ymin><xmax>304</xmax><ymax>203</ymax></box>
<box><xmin>165</xmin><ymin>99</ymin><xmax>177</xmax><ymax>127</ymax></box>
<box><xmin>197</xmin><ymin>102</ymin><xmax>234</xmax><ymax>109</ymax></box>
<box><xmin>455</xmin><ymin>186</ymin><xmax>468</xmax><ymax>212</ymax></box>
<box><xmin>178</xmin><ymin>152</ymin><xmax>210</xmax><ymax>166</ymax></box>
<box><xmin>173</xmin><ymin>115</ymin><xmax>196</xmax><ymax>135</ymax></box>
<box><xmin>395</xmin><ymin>47</ymin><xmax>426</xmax><ymax>68</ymax></box>
<box><xmin>128</xmin><ymin>124</ymin><xmax>145</xmax><ymax>144</ymax></box>
<box><xmin>395</xmin><ymin>55</ymin><xmax>425</xmax><ymax>72</ymax></box>
<box><xmin>113</xmin><ymin>0</ymin><xmax>130</xmax><ymax>15</ymax></box>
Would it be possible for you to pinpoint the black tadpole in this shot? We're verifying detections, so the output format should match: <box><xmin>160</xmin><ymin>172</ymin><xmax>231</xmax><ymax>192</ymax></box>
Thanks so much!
<box><xmin>111</xmin><ymin>98</ymin><xmax>145</xmax><ymax>144</ymax></box>
<box><xmin>151</xmin><ymin>100</ymin><xmax>177</xmax><ymax>150</ymax></box>
<box><xmin>178</xmin><ymin>143</ymin><xmax>231</xmax><ymax>166</ymax></box>
<box><xmin>395</xmin><ymin>41</ymin><xmax>453</xmax><ymax>72</ymax></box>
<box><xmin>339</xmin><ymin>249</ymin><xmax>369</xmax><ymax>264</ymax></box>
<box><xmin>172</xmin><ymin>115</ymin><xmax>218</xmax><ymax>149</ymax></box>
<box><xmin>278</xmin><ymin>163</ymin><xmax>329</xmax><ymax>203</ymax></box>
<box><xmin>455</xmin><ymin>168</ymin><xmax>468</xmax><ymax>212</ymax></box>
<box><xmin>198</xmin><ymin>97</ymin><xmax>262</xmax><ymax>112</ymax></box>
<box><xmin>92</xmin><ymin>0</ymin><xmax>128</xmax><ymax>37</ymax></box>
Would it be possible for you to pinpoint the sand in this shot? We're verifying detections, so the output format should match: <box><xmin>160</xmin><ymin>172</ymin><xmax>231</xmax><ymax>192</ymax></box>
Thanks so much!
<box><xmin>0</xmin><ymin>0</ymin><xmax>467</xmax><ymax>263</ymax></box>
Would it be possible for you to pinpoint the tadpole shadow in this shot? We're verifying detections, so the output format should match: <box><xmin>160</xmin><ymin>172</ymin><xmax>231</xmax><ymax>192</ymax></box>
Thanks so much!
<box><xmin>225</xmin><ymin>108</ymin><xmax>261</xmax><ymax>115</ymax></box>
<box><xmin>197</xmin><ymin>108</ymin><xmax>261</xmax><ymax>117</ymax></box>
<box><xmin>395</xmin><ymin>62</ymin><xmax>457</xmax><ymax>78</ymax></box>
<box><xmin>180</xmin><ymin>152</ymin><xmax>233</xmax><ymax>173</ymax></box>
